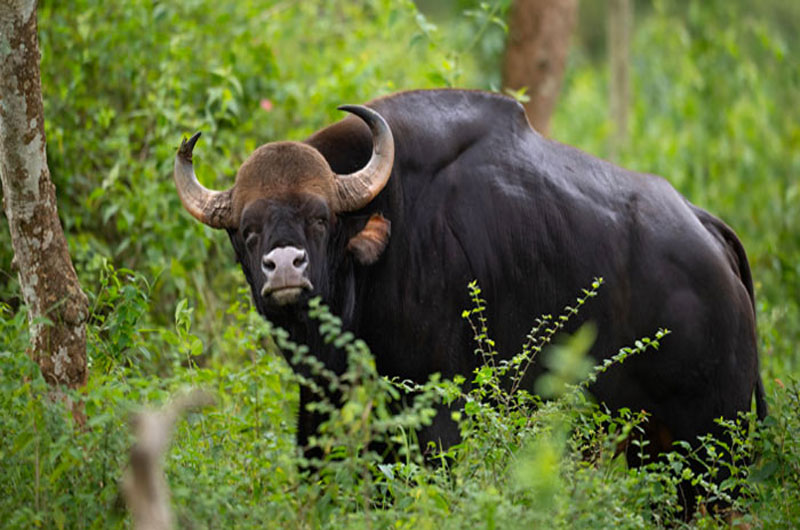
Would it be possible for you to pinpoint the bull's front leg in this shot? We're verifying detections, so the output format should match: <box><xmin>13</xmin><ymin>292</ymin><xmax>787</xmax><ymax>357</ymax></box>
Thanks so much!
<box><xmin>296</xmin><ymin>383</ymin><xmax>328</xmax><ymax>467</ymax></box>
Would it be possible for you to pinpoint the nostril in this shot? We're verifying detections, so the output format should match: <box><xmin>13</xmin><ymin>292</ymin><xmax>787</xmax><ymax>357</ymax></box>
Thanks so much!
<box><xmin>263</xmin><ymin>257</ymin><xmax>276</xmax><ymax>272</ymax></box>
<box><xmin>293</xmin><ymin>252</ymin><xmax>307</xmax><ymax>268</ymax></box>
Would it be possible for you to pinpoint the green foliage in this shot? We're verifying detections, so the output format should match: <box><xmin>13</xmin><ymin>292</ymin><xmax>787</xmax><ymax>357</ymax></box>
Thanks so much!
<box><xmin>0</xmin><ymin>268</ymin><xmax>792</xmax><ymax>528</ymax></box>
<box><xmin>1</xmin><ymin>0</ymin><xmax>799</xmax><ymax>527</ymax></box>
<box><xmin>0</xmin><ymin>270</ymin><xmax>297</xmax><ymax>528</ymax></box>
<box><xmin>747</xmin><ymin>380</ymin><xmax>800</xmax><ymax>525</ymax></box>
<box><xmin>1</xmin><ymin>0</ymin><xmax>476</xmax><ymax>337</ymax></box>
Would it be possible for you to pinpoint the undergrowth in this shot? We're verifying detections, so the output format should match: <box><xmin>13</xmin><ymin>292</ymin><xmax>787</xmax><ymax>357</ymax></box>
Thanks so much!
<box><xmin>1</xmin><ymin>271</ymin><xmax>786</xmax><ymax>528</ymax></box>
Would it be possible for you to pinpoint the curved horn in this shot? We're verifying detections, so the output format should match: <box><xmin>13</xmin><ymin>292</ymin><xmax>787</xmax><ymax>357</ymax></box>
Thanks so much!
<box><xmin>334</xmin><ymin>105</ymin><xmax>395</xmax><ymax>212</ymax></box>
<box><xmin>173</xmin><ymin>132</ymin><xmax>235</xmax><ymax>229</ymax></box>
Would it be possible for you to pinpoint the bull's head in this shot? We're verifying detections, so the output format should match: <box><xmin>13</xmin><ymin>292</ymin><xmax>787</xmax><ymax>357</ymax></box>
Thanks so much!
<box><xmin>173</xmin><ymin>106</ymin><xmax>394</xmax><ymax>314</ymax></box>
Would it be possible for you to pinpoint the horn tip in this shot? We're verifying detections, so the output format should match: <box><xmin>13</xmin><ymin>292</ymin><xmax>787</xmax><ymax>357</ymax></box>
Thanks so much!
<box><xmin>338</xmin><ymin>105</ymin><xmax>387</xmax><ymax>131</ymax></box>
<box><xmin>178</xmin><ymin>132</ymin><xmax>202</xmax><ymax>160</ymax></box>
<box><xmin>338</xmin><ymin>104</ymin><xmax>368</xmax><ymax>115</ymax></box>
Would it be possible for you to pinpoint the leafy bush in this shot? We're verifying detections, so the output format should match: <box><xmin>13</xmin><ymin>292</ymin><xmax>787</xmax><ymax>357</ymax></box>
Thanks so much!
<box><xmin>0</xmin><ymin>274</ymin><xmax>753</xmax><ymax>528</ymax></box>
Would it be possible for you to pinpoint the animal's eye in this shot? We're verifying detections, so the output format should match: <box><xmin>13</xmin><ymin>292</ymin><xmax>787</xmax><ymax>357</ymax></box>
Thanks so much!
<box><xmin>309</xmin><ymin>217</ymin><xmax>327</xmax><ymax>229</ymax></box>
<box><xmin>243</xmin><ymin>227</ymin><xmax>259</xmax><ymax>247</ymax></box>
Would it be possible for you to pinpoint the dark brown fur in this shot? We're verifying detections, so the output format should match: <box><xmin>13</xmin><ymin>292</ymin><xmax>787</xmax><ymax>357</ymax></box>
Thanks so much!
<box><xmin>232</xmin><ymin>142</ymin><xmax>337</xmax><ymax>221</ymax></box>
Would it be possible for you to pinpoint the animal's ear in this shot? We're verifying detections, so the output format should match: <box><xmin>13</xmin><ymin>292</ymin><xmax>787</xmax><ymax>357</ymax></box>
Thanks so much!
<box><xmin>347</xmin><ymin>213</ymin><xmax>391</xmax><ymax>265</ymax></box>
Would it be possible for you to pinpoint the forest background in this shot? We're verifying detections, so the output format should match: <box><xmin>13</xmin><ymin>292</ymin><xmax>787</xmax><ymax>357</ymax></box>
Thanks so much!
<box><xmin>1</xmin><ymin>0</ymin><xmax>798</xmax><ymax>527</ymax></box>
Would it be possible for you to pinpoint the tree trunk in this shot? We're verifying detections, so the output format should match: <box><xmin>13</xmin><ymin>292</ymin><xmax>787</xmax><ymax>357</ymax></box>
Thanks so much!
<box><xmin>502</xmin><ymin>0</ymin><xmax>578</xmax><ymax>136</ymax></box>
<box><xmin>0</xmin><ymin>0</ymin><xmax>88</xmax><ymax>389</ymax></box>
<box><xmin>608</xmin><ymin>0</ymin><xmax>632</xmax><ymax>159</ymax></box>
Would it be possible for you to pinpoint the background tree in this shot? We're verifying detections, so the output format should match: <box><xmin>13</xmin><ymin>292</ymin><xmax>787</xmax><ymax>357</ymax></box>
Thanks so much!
<box><xmin>0</xmin><ymin>1</ymin><xmax>88</xmax><ymax>389</ymax></box>
<box><xmin>608</xmin><ymin>0</ymin><xmax>632</xmax><ymax>159</ymax></box>
<box><xmin>502</xmin><ymin>0</ymin><xmax>578</xmax><ymax>135</ymax></box>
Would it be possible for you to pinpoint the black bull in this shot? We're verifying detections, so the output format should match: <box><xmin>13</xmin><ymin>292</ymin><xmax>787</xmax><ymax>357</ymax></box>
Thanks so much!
<box><xmin>175</xmin><ymin>89</ymin><xmax>766</xmax><ymax>468</ymax></box>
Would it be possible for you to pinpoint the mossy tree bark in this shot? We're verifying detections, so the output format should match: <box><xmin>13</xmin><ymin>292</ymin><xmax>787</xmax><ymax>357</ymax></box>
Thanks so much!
<box><xmin>502</xmin><ymin>0</ymin><xmax>578</xmax><ymax>136</ymax></box>
<box><xmin>0</xmin><ymin>0</ymin><xmax>88</xmax><ymax>389</ymax></box>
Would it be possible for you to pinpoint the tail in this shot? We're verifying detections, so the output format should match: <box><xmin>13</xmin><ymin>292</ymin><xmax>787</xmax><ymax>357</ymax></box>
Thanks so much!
<box><xmin>755</xmin><ymin>372</ymin><xmax>768</xmax><ymax>420</ymax></box>
<box><xmin>689</xmin><ymin>204</ymin><xmax>767</xmax><ymax>420</ymax></box>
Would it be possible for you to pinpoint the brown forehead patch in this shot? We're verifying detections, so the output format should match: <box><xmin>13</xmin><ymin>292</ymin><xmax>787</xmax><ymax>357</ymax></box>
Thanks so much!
<box><xmin>232</xmin><ymin>141</ymin><xmax>337</xmax><ymax>221</ymax></box>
